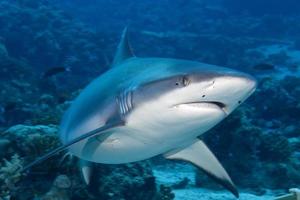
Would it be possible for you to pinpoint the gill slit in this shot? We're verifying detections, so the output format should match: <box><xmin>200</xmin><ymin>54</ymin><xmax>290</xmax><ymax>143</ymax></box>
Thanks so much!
<box><xmin>118</xmin><ymin>89</ymin><xmax>133</xmax><ymax>116</ymax></box>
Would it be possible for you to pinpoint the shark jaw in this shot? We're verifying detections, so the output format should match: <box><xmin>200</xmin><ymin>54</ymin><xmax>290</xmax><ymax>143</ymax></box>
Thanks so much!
<box><xmin>173</xmin><ymin>101</ymin><xmax>228</xmax><ymax>115</ymax></box>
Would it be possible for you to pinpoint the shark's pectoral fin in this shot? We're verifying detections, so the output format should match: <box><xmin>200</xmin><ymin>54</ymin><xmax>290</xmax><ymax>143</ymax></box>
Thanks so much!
<box><xmin>164</xmin><ymin>139</ymin><xmax>239</xmax><ymax>198</ymax></box>
<box><xmin>21</xmin><ymin>120</ymin><xmax>125</xmax><ymax>173</ymax></box>
<box><xmin>79</xmin><ymin>159</ymin><xmax>93</xmax><ymax>185</ymax></box>
<box><xmin>112</xmin><ymin>27</ymin><xmax>135</xmax><ymax>67</ymax></box>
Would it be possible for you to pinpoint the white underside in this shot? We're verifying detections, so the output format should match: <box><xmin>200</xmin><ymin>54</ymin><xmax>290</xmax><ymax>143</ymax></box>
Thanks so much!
<box><xmin>69</xmin><ymin>102</ymin><xmax>226</xmax><ymax>164</ymax></box>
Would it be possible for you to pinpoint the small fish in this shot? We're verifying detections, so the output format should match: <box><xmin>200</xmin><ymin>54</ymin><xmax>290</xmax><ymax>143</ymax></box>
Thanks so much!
<box><xmin>252</xmin><ymin>63</ymin><xmax>275</xmax><ymax>71</ymax></box>
<box><xmin>43</xmin><ymin>67</ymin><xmax>70</xmax><ymax>78</ymax></box>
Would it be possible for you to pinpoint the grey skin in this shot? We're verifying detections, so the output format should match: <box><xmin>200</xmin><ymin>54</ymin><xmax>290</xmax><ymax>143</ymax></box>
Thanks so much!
<box><xmin>23</xmin><ymin>28</ymin><xmax>257</xmax><ymax>198</ymax></box>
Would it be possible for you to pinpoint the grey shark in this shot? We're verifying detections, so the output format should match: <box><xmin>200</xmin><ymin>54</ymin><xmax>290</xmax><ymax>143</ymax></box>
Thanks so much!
<box><xmin>23</xmin><ymin>28</ymin><xmax>257</xmax><ymax>198</ymax></box>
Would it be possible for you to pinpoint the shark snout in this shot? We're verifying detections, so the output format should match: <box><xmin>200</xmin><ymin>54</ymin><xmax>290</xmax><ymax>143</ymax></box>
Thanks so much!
<box><xmin>235</xmin><ymin>73</ymin><xmax>257</xmax><ymax>96</ymax></box>
<box><xmin>212</xmin><ymin>72</ymin><xmax>257</xmax><ymax>114</ymax></box>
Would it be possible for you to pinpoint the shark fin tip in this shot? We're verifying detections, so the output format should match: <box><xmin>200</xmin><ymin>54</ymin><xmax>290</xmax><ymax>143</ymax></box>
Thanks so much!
<box><xmin>112</xmin><ymin>27</ymin><xmax>135</xmax><ymax>67</ymax></box>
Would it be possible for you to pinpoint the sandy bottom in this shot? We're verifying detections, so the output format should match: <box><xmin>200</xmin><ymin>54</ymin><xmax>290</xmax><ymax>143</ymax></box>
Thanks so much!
<box><xmin>173</xmin><ymin>188</ymin><xmax>274</xmax><ymax>200</ymax></box>
<box><xmin>153</xmin><ymin>163</ymin><xmax>277</xmax><ymax>200</ymax></box>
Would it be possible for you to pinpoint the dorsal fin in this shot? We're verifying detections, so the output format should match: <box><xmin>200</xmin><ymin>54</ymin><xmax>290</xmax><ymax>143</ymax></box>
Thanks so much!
<box><xmin>112</xmin><ymin>27</ymin><xmax>135</xmax><ymax>67</ymax></box>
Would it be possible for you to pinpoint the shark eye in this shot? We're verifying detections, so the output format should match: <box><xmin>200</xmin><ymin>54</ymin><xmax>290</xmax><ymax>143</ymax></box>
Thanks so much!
<box><xmin>175</xmin><ymin>76</ymin><xmax>190</xmax><ymax>87</ymax></box>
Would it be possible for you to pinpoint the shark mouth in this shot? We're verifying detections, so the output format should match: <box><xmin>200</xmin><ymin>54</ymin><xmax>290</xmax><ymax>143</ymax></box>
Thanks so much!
<box><xmin>173</xmin><ymin>101</ymin><xmax>228</xmax><ymax>114</ymax></box>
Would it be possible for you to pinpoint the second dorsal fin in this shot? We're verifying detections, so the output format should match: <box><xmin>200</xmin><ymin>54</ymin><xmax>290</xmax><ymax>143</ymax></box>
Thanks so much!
<box><xmin>112</xmin><ymin>27</ymin><xmax>135</xmax><ymax>67</ymax></box>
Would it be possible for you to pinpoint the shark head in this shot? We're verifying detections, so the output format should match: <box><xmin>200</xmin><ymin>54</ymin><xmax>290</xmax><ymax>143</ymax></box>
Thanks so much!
<box><xmin>127</xmin><ymin>59</ymin><xmax>257</xmax><ymax>138</ymax></box>
<box><xmin>133</xmin><ymin>62</ymin><xmax>256</xmax><ymax>114</ymax></box>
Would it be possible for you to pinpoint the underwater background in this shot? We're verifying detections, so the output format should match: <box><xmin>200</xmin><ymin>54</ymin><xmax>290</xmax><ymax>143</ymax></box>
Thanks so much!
<box><xmin>0</xmin><ymin>0</ymin><xmax>299</xmax><ymax>199</ymax></box>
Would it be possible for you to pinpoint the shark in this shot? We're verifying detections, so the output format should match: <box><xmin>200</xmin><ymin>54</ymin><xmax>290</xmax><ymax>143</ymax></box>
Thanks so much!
<box><xmin>23</xmin><ymin>28</ymin><xmax>257</xmax><ymax>198</ymax></box>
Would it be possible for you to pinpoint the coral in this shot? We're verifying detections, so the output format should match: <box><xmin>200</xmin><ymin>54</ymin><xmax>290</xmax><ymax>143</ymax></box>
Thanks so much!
<box><xmin>2</xmin><ymin>125</ymin><xmax>61</xmax><ymax>171</ymax></box>
<box><xmin>30</xmin><ymin>93</ymin><xmax>72</xmax><ymax>126</ymax></box>
<box><xmin>94</xmin><ymin>162</ymin><xmax>157</xmax><ymax>200</ymax></box>
<box><xmin>258</xmin><ymin>133</ymin><xmax>292</xmax><ymax>162</ymax></box>
<box><xmin>155</xmin><ymin>185</ymin><xmax>175</xmax><ymax>200</ymax></box>
<box><xmin>0</xmin><ymin>0</ymin><xmax>114</xmax><ymax>128</ymax></box>
<box><xmin>0</xmin><ymin>139</ymin><xmax>10</xmax><ymax>159</ymax></box>
<box><xmin>31</xmin><ymin>113</ymin><xmax>61</xmax><ymax>125</ymax></box>
<box><xmin>264</xmin><ymin>163</ymin><xmax>300</xmax><ymax>189</ymax></box>
<box><xmin>0</xmin><ymin>154</ymin><xmax>24</xmax><ymax>198</ymax></box>
<box><xmin>0</xmin><ymin>0</ymin><xmax>109</xmax><ymax>78</ymax></box>
<box><xmin>40</xmin><ymin>175</ymin><xmax>72</xmax><ymax>200</ymax></box>
<box><xmin>289</xmin><ymin>137</ymin><xmax>300</xmax><ymax>152</ymax></box>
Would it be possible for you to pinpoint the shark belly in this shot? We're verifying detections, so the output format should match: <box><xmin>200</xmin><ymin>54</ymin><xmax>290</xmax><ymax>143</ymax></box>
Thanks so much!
<box><xmin>68</xmin><ymin>100</ymin><xmax>227</xmax><ymax>164</ymax></box>
<box><xmin>68</xmin><ymin>127</ymin><xmax>171</xmax><ymax>164</ymax></box>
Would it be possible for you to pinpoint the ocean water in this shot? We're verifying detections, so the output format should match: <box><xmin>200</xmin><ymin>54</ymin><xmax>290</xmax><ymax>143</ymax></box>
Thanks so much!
<box><xmin>0</xmin><ymin>0</ymin><xmax>299</xmax><ymax>200</ymax></box>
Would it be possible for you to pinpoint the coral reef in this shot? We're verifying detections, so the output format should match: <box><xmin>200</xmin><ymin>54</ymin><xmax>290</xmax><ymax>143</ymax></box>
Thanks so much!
<box><xmin>0</xmin><ymin>154</ymin><xmax>24</xmax><ymax>199</ymax></box>
<box><xmin>258</xmin><ymin>133</ymin><xmax>292</xmax><ymax>162</ymax></box>
<box><xmin>0</xmin><ymin>124</ymin><xmax>158</xmax><ymax>200</ymax></box>
<box><xmin>92</xmin><ymin>162</ymin><xmax>156</xmax><ymax>200</ymax></box>
<box><xmin>0</xmin><ymin>0</ymin><xmax>109</xmax><ymax>76</ymax></box>
<box><xmin>0</xmin><ymin>0</ymin><xmax>113</xmax><ymax>128</ymax></box>
<box><xmin>2</xmin><ymin>125</ymin><xmax>60</xmax><ymax>160</ymax></box>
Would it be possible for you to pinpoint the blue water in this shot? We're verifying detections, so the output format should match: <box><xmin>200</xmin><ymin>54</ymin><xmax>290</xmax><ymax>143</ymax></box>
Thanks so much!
<box><xmin>0</xmin><ymin>0</ymin><xmax>299</xmax><ymax>199</ymax></box>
